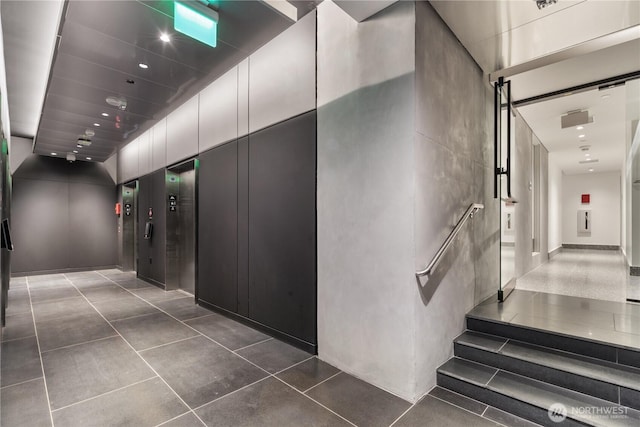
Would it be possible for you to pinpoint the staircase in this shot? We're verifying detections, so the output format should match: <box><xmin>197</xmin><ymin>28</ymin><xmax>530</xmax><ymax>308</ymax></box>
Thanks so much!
<box><xmin>437</xmin><ymin>314</ymin><xmax>640</xmax><ymax>426</ymax></box>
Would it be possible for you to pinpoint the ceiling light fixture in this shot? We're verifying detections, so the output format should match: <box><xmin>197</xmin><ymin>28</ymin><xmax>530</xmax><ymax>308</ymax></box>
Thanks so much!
<box><xmin>86</xmin><ymin>157</ymin><xmax>92</xmax><ymax>161</ymax></box>
<box><xmin>138</xmin><ymin>63</ymin><xmax>149</xmax><ymax>69</ymax></box>
<box><xmin>174</xmin><ymin>1</ymin><xmax>218</xmax><ymax>48</ymax></box>
<box><xmin>601</xmin><ymin>94</ymin><xmax>611</xmax><ymax>100</ymax></box>
<box><xmin>160</xmin><ymin>33</ymin><xmax>171</xmax><ymax>43</ymax></box>
<box><xmin>535</xmin><ymin>0</ymin><xmax>557</xmax><ymax>9</ymax></box>
<box><xmin>101</xmin><ymin>112</ymin><xmax>109</xmax><ymax>117</ymax></box>
<box><xmin>589</xmin><ymin>168</ymin><xmax>594</xmax><ymax>172</ymax></box>
<box><xmin>578</xmin><ymin>134</ymin><xmax>585</xmax><ymax>138</ymax></box>
<box><xmin>73</xmin><ymin>150</ymin><xmax>79</xmax><ymax>154</ymax></box>
<box><xmin>106</xmin><ymin>95</ymin><xmax>127</xmax><ymax>111</ymax></box>
<box><xmin>93</xmin><ymin>123</ymin><xmax>100</xmax><ymax>127</ymax></box>
<box><xmin>576</xmin><ymin>126</ymin><xmax>584</xmax><ymax>130</ymax></box>
<box><xmin>77</xmin><ymin>144</ymin><xmax>83</xmax><ymax>148</ymax></box>
<box><xmin>51</xmin><ymin>152</ymin><xmax>57</xmax><ymax>156</ymax></box>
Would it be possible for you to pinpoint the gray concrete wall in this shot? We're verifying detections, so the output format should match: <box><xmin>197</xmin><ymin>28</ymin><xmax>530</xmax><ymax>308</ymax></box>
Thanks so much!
<box><xmin>413</xmin><ymin>1</ymin><xmax>499</xmax><ymax>398</ymax></box>
<box><xmin>317</xmin><ymin>0</ymin><xmax>417</xmax><ymax>401</ymax></box>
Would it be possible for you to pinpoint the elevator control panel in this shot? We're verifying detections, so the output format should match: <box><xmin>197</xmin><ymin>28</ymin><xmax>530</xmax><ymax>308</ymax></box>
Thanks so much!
<box><xmin>168</xmin><ymin>194</ymin><xmax>177</xmax><ymax>212</ymax></box>
<box><xmin>124</xmin><ymin>203</ymin><xmax>132</xmax><ymax>216</ymax></box>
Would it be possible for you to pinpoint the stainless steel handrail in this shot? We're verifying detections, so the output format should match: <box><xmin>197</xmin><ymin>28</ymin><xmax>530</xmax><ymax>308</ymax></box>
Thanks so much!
<box><xmin>415</xmin><ymin>203</ymin><xmax>484</xmax><ymax>278</ymax></box>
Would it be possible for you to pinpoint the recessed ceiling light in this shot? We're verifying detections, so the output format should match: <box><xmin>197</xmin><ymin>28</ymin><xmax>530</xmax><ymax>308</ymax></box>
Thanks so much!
<box><xmin>578</xmin><ymin>134</ymin><xmax>585</xmax><ymax>138</ymax></box>
<box><xmin>588</xmin><ymin>168</ymin><xmax>594</xmax><ymax>172</ymax></box>
<box><xmin>73</xmin><ymin>150</ymin><xmax>79</xmax><ymax>154</ymax></box>
<box><xmin>77</xmin><ymin>144</ymin><xmax>83</xmax><ymax>148</ymax></box>
<box><xmin>576</xmin><ymin>126</ymin><xmax>584</xmax><ymax>130</ymax></box>
<box><xmin>585</xmin><ymin>153</ymin><xmax>590</xmax><ymax>157</ymax></box>
<box><xmin>160</xmin><ymin>33</ymin><xmax>171</xmax><ymax>42</ymax></box>
<box><xmin>138</xmin><ymin>63</ymin><xmax>149</xmax><ymax>69</ymax></box>
<box><xmin>101</xmin><ymin>112</ymin><xmax>109</xmax><ymax>117</ymax></box>
<box><xmin>86</xmin><ymin>157</ymin><xmax>92</xmax><ymax>161</ymax></box>
<box><xmin>93</xmin><ymin>123</ymin><xmax>100</xmax><ymax>127</ymax></box>
<box><xmin>51</xmin><ymin>152</ymin><xmax>57</xmax><ymax>156</ymax></box>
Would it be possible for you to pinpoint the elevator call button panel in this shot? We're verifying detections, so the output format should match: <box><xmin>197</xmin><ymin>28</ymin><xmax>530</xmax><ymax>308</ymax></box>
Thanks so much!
<box><xmin>124</xmin><ymin>203</ymin><xmax>132</xmax><ymax>216</ymax></box>
<box><xmin>169</xmin><ymin>195</ymin><xmax>177</xmax><ymax>212</ymax></box>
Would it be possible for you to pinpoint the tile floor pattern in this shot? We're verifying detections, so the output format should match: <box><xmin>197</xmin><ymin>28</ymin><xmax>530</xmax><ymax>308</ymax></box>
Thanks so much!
<box><xmin>0</xmin><ymin>270</ymin><xmax>536</xmax><ymax>427</ymax></box>
<box><xmin>515</xmin><ymin>249</ymin><xmax>631</xmax><ymax>302</ymax></box>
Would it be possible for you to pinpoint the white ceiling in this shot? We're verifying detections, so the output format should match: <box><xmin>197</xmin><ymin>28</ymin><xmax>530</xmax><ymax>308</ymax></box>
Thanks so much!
<box><xmin>517</xmin><ymin>85</ymin><xmax>627</xmax><ymax>175</ymax></box>
<box><xmin>431</xmin><ymin>0</ymin><xmax>640</xmax><ymax>177</ymax></box>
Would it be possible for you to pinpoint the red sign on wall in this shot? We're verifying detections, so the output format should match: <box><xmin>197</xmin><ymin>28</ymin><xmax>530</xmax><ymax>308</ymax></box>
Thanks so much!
<box><xmin>581</xmin><ymin>194</ymin><xmax>590</xmax><ymax>204</ymax></box>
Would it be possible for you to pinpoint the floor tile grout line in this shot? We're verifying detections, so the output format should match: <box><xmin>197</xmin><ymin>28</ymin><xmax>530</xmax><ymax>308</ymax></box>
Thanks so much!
<box><xmin>1</xmin><ymin>333</ymin><xmax>37</xmax><ymax>343</ymax></box>
<box><xmin>271</xmin><ymin>354</ymin><xmax>316</xmax><ymax>376</ymax></box>
<box><xmin>24</xmin><ymin>276</ymin><xmax>56</xmax><ymax>427</ymax></box>
<box><xmin>180</xmin><ymin>312</ymin><xmax>219</xmax><ymax>323</ymax></box>
<box><xmin>95</xmin><ymin>271</ymin><xmax>275</xmax><ymax>374</ymax></box>
<box><xmin>39</xmin><ymin>334</ymin><xmax>120</xmax><ymax>354</ymax></box>
<box><xmin>0</xmin><ymin>375</ymin><xmax>45</xmax><ymax>390</ymax></box>
<box><xmin>428</xmin><ymin>393</ymin><xmax>512</xmax><ymax>427</ymax></box>
<box><xmin>388</xmin><ymin>400</ymin><xmax>415</xmax><ymax>427</ymax></box>
<box><xmin>233</xmin><ymin>337</ymin><xmax>274</xmax><ymax>352</ymax></box>
<box><xmin>271</xmin><ymin>375</ymin><xmax>358</xmax><ymax>427</ymax></box>
<box><xmin>105</xmin><ymin>310</ymin><xmax>160</xmax><ymax>324</ymax></box>
<box><xmin>496</xmin><ymin>338</ymin><xmax>510</xmax><ymax>353</ymax></box>
<box><xmin>154</xmin><ymin>410</ymin><xmax>206</xmax><ymax>427</ymax></box>
<box><xmin>50</xmin><ymin>376</ymin><xmax>159</xmax><ymax>413</ymax></box>
<box><xmin>190</xmin><ymin>376</ymin><xmax>273</xmax><ymax>413</ymax></box>
<box><xmin>138</xmin><ymin>335</ymin><xmax>202</xmax><ymax>353</ymax></box>
<box><xmin>301</xmin><ymin>371</ymin><xmax>342</xmax><ymax>394</ymax></box>
<box><xmin>65</xmin><ymin>273</ymin><xmax>209</xmax><ymax>427</ymax></box>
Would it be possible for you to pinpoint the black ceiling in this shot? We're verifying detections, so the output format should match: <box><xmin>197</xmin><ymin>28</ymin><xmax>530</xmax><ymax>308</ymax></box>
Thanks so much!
<box><xmin>34</xmin><ymin>0</ymin><xmax>318</xmax><ymax>162</ymax></box>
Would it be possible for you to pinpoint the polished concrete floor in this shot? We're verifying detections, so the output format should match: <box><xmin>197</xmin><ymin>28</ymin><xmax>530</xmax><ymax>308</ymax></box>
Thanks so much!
<box><xmin>470</xmin><ymin>289</ymin><xmax>640</xmax><ymax>351</ymax></box>
<box><xmin>0</xmin><ymin>270</ymin><xmax>532</xmax><ymax>427</ymax></box>
<box><xmin>515</xmin><ymin>249</ymin><xmax>633</xmax><ymax>303</ymax></box>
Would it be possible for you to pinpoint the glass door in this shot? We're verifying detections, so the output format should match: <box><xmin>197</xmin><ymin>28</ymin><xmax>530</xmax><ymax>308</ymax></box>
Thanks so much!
<box><xmin>495</xmin><ymin>78</ymin><xmax>516</xmax><ymax>302</ymax></box>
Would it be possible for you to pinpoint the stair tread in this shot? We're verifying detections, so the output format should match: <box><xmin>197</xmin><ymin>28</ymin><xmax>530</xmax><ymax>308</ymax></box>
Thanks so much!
<box><xmin>438</xmin><ymin>358</ymin><xmax>497</xmax><ymax>387</ymax></box>
<box><xmin>439</xmin><ymin>358</ymin><xmax>640</xmax><ymax>427</ymax></box>
<box><xmin>456</xmin><ymin>331</ymin><xmax>640</xmax><ymax>392</ymax></box>
<box><xmin>489</xmin><ymin>371</ymin><xmax>640</xmax><ymax>427</ymax></box>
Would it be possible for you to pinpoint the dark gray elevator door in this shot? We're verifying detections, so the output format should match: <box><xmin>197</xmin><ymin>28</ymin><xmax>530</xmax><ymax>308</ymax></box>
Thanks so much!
<box><xmin>178</xmin><ymin>169</ymin><xmax>195</xmax><ymax>294</ymax></box>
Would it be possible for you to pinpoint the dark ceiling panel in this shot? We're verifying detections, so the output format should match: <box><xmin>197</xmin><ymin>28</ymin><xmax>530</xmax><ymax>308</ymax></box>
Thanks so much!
<box><xmin>35</xmin><ymin>0</ymin><xmax>315</xmax><ymax>160</ymax></box>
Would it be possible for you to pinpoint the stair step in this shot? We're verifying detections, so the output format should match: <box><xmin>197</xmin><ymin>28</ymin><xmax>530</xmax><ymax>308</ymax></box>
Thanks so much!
<box><xmin>467</xmin><ymin>316</ymin><xmax>640</xmax><ymax>370</ymax></box>
<box><xmin>454</xmin><ymin>331</ymin><xmax>640</xmax><ymax>409</ymax></box>
<box><xmin>438</xmin><ymin>358</ymin><xmax>640</xmax><ymax>427</ymax></box>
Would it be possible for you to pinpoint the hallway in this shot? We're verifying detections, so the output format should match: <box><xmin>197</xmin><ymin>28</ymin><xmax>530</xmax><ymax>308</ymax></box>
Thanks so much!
<box><xmin>1</xmin><ymin>270</ymin><xmax>530</xmax><ymax>427</ymax></box>
<box><xmin>515</xmin><ymin>249</ymin><xmax>631</xmax><ymax>303</ymax></box>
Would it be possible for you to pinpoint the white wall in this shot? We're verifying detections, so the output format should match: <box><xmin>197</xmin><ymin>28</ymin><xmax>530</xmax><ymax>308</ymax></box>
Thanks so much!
<box><xmin>317</xmin><ymin>0</ymin><xmax>416</xmax><ymax>401</ymax></box>
<box><xmin>10</xmin><ymin>136</ymin><xmax>33</xmax><ymax>175</ymax></box>
<box><xmin>117</xmin><ymin>12</ymin><xmax>316</xmax><ymax>183</ymax></box>
<box><xmin>562</xmin><ymin>171</ymin><xmax>621</xmax><ymax>246</ymax></box>
<box><xmin>548</xmin><ymin>154</ymin><xmax>563</xmax><ymax>253</ymax></box>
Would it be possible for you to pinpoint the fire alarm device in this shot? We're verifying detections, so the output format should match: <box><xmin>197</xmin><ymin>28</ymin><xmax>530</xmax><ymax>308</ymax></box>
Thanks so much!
<box><xmin>581</xmin><ymin>194</ymin><xmax>590</xmax><ymax>204</ymax></box>
<box><xmin>115</xmin><ymin>203</ymin><xmax>122</xmax><ymax>215</ymax></box>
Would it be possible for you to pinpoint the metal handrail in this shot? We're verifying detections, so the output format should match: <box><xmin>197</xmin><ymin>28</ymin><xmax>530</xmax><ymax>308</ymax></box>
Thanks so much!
<box><xmin>415</xmin><ymin>203</ymin><xmax>484</xmax><ymax>278</ymax></box>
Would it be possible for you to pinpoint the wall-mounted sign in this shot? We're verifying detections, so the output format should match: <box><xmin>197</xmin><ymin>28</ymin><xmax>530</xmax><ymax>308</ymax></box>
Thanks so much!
<box><xmin>581</xmin><ymin>194</ymin><xmax>590</xmax><ymax>204</ymax></box>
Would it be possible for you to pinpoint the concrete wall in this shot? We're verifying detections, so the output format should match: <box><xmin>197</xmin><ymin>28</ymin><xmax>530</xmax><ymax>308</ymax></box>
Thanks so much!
<box><xmin>317</xmin><ymin>0</ymin><xmax>417</xmax><ymax>401</ymax></box>
<box><xmin>548</xmin><ymin>154</ymin><xmax>563</xmax><ymax>254</ymax></box>
<box><xmin>562</xmin><ymin>171</ymin><xmax>621</xmax><ymax>246</ymax></box>
<box><xmin>413</xmin><ymin>0</ymin><xmax>498</xmax><ymax>399</ymax></box>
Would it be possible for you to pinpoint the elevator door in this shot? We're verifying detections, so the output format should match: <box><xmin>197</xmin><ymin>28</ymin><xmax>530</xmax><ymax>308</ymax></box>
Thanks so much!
<box><xmin>166</xmin><ymin>161</ymin><xmax>196</xmax><ymax>294</ymax></box>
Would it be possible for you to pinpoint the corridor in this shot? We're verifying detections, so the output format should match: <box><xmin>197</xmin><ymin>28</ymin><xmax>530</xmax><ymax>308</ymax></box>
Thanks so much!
<box><xmin>1</xmin><ymin>270</ymin><xmax>531</xmax><ymax>427</ymax></box>
<box><xmin>515</xmin><ymin>249</ymin><xmax>633</xmax><ymax>303</ymax></box>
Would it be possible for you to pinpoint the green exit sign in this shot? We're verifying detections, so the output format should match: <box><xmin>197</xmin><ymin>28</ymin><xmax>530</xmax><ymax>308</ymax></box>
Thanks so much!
<box><xmin>174</xmin><ymin>1</ymin><xmax>218</xmax><ymax>48</ymax></box>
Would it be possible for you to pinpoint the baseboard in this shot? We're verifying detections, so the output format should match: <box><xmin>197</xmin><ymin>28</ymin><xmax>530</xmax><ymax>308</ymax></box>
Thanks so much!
<box><xmin>11</xmin><ymin>265</ymin><xmax>118</xmax><ymax>278</ymax></box>
<box><xmin>197</xmin><ymin>299</ymin><xmax>317</xmax><ymax>355</ymax></box>
<box><xmin>136</xmin><ymin>274</ymin><xmax>165</xmax><ymax>289</ymax></box>
<box><xmin>548</xmin><ymin>247</ymin><xmax>562</xmax><ymax>259</ymax></box>
<box><xmin>561</xmin><ymin>244</ymin><xmax>619</xmax><ymax>251</ymax></box>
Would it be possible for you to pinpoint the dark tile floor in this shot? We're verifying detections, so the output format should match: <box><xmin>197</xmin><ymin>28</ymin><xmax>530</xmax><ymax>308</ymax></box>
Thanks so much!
<box><xmin>1</xmin><ymin>270</ymin><xmax>533</xmax><ymax>426</ymax></box>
